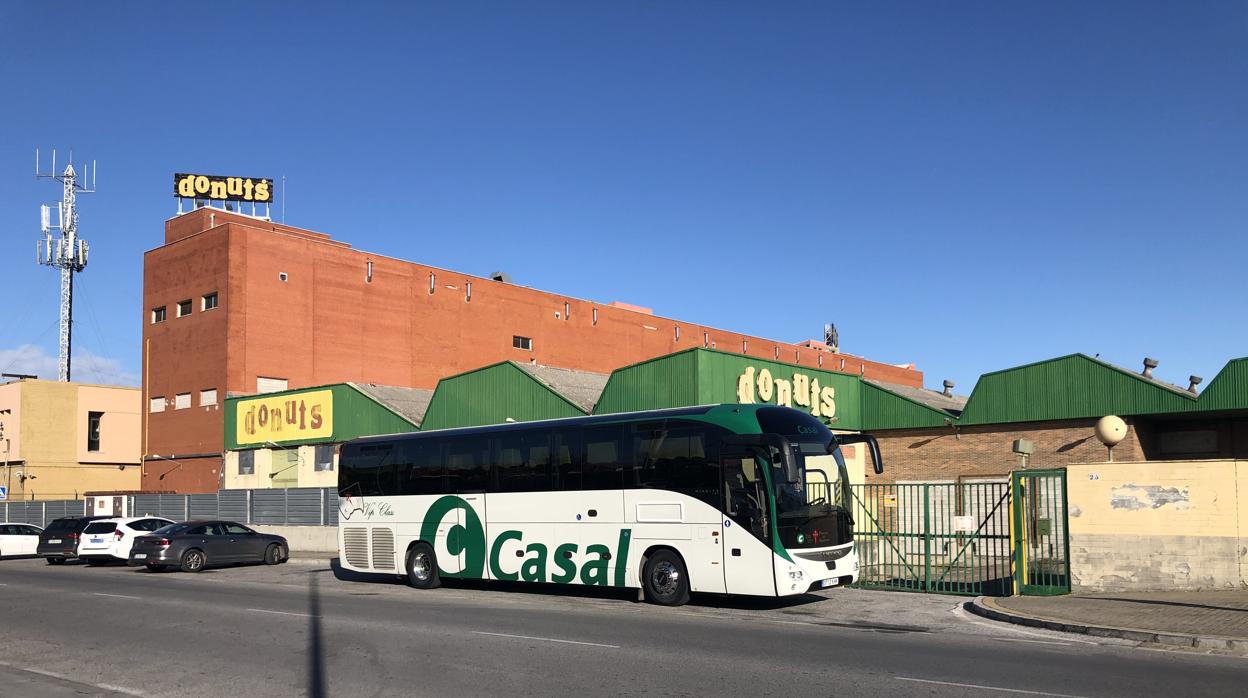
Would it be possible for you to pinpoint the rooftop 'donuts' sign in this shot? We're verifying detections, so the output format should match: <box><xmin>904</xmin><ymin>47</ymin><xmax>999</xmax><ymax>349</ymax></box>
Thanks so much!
<box><xmin>235</xmin><ymin>389</ymin><xmax>333</xmax><ymax>446</ymax></box>
<box><xmin>737</xmin><ymin>366</ymin><xmax>836</xmax><ymax>420</ymax></box>
<box><xmin>174</xmin><ymin>173</ymin><xmax>273</xmax><ymax>203</ymax></box>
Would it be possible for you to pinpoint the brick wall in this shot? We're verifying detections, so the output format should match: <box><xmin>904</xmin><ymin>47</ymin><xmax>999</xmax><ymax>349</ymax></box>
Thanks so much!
<box><xmin>868</xmin><ymin>418</ymin><xmax>1144</xmax><ymax>483</ymax></box>
<box><xmin>143</xmin><ymin>208</ymin><xmax>924</xmax><ymax>492</ymax></box>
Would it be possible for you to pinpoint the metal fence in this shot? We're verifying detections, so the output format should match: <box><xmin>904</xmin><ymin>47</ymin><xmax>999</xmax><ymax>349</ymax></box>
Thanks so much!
<box><xmin>2</xmin><ymin>488</ymin><xmax>339</xmax><ymax>528</ymax></box>
<box><xmin>849</xmin><ymin>481</ymin><xmax>1015</xmax><ymax>596</ymax></box>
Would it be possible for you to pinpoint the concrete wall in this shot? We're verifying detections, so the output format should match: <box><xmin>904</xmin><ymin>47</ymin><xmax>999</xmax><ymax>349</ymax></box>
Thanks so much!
<box><xmin>1066</xmin><ymin>459</ymin><xmax>1247</xmax><ymax>592</ymax></box>
<box><xmin>222</xmin><ymin>445</ymin><xmax>337</xmax><ymax>490</ymax></box>
<box><xmin>251</xmin><ymin>524</ymin><xmax>337</xmax><ymax>554</ymax></box>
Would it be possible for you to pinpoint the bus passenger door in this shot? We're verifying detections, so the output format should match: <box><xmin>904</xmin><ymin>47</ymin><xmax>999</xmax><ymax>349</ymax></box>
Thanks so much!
<box><xmin>721</xmin><ymin>448</ymin><xmax>778</xmax><ymax>596</ymax></box>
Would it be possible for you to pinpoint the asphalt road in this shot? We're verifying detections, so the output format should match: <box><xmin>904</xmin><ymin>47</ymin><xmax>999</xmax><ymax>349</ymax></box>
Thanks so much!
<box><xmin>0</xmin><ymin>557</ymin><xmax>1243</xmax><ymax>697</ymax></box>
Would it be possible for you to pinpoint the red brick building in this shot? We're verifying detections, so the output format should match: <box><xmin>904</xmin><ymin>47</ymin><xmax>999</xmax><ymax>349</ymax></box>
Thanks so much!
<box><xmin>141</xmin><ymin>208</ymin><xmax>923</xmax><ymax>492</ymax></box>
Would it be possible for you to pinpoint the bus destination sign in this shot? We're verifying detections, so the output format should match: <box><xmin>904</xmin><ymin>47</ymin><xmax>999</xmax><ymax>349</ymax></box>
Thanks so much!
<box><xmin>174</xmin><ymin>173</ymin><xmax>273</xmax><ymax>203</ymax></box>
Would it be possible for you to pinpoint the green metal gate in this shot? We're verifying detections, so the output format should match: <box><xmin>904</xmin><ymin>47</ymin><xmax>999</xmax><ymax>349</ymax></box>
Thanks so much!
<box><xmin>849</xmin><ymin>482</ymin><xmax>1014</xmax><ymax>596</ymax></box>
<box><xmin>1011</xmin><ymin>469</ymin><xmax>1071</xmax><ymax>595</ymax></box>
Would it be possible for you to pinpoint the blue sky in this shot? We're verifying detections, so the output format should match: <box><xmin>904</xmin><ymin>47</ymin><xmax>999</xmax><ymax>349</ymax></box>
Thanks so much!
<box><xmin>1</xmin><ymin>2</ymin><xmax>1244</xmax><ymax>393</ymax></box>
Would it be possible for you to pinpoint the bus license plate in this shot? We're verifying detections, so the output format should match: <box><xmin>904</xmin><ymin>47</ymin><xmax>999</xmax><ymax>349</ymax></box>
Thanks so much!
<box><xmin>820</xmin><ymin>578</ymin><xmax>838</xmax><ymax>588</ymax></box>
<box><xmin>133</xmin><ymin>553</ymin><xmax>147</xmax><ymax>559</ymax></box>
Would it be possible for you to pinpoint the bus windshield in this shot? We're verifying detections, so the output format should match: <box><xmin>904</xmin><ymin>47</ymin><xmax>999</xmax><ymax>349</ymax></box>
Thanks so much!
<box><xmin>756</xmin><ymin>407</ymin><xmax>853</xmax><ymax>549</ymax></box>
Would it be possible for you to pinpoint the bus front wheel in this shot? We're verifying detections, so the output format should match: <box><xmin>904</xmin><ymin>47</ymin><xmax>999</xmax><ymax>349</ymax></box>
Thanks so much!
<box><xmin>406</xmin><ymin>542</ymin><xmax>441</xmax><ymax>590</ymax></box>
<box><xmin>642</xmin><ymin>550</ymin><xmax>690</xmax><ymax>607</ymax></box>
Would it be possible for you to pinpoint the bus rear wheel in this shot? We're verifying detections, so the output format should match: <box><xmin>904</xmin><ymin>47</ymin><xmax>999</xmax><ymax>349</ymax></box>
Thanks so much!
<box><xmin>643</xmin><ymin>550</ymin><xmax>690</xmax><ymax>606</ymax></box>
<box><xmin>406</xmin><ymin>542</ymin><xmax>441</xmax><ymax>590</ymax></box>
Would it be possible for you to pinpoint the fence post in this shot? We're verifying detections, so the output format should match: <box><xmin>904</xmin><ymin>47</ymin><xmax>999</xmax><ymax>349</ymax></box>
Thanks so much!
<box><xmin>922</xmin><ymin>485</ymin><xmax>932</xmax><ymax>592</ymax></box>
<box><xmin>41</xmin><ymin>501</ymin><xmax>47</xmax><ymax>527</ymax></box>
<box><xmin>320</xmin><ymin>488</ymin><xmax>326</xmax><ymax>526</ymax></box>
<box><xmin>246</xmin><ymin>489</ymin><xmax>253</xmax><ymax>525</ymax></box>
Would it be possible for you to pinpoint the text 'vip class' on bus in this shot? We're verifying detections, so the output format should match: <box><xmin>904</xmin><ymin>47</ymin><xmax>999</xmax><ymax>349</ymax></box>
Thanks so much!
<box><xmin>336</xmin><ymin>404</ymin><xmax>883</xmax><ymax>606</ymax></box>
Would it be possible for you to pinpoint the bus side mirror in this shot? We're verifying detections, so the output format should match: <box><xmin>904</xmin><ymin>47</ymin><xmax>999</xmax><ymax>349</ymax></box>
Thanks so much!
<box><xmin>832</xmin><ymin>434</ymin><xmax>884</xmax><ymax>475</ymax></box>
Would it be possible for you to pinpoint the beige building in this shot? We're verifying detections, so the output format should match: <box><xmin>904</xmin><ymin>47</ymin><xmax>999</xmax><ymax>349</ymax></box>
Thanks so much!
<box><xmin>0</xmin><ymin>378</ymin><xmax>142</xmax><ymax>501</ymax></box>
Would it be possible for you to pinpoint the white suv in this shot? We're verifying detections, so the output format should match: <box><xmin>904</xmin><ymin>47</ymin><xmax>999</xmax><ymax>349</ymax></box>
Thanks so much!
<box><xmin>78</xmin><ymin>517</ymin><xmax>175</xmax><ymax>564</ymax></box>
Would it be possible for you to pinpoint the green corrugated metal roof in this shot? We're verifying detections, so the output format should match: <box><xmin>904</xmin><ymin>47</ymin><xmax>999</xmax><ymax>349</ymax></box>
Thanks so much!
<box><xmin>951</xmin><ymin>353</ymin><xmax>1248</xmax><ymax>426</ymax></box>
<box><xmin>420</xmin><ymin>361</ymin><xmax>590</xmax><ymax>431</ymax></box>
<box><xmin>593</xmin><ymin>348</ymin><xmax>955</xmax><ymax>431</ymax></box>
<box><xmin>224</xmin><ymin>383</ymin><xmax>420</xmax><ymax>450</ymax></box>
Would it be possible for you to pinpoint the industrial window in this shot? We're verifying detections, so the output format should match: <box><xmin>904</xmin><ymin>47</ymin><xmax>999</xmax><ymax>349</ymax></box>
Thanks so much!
<box><xmin>176</xmin><ymin>299</ymin><xmax>192</xmax><ymax>318</ymax></box>
<box><xmin>87</xmin><ymin>411</ymin><xmax>102</xmax><ymax>452</ymax></box>
<box><xmin>238</xmin><ymin>450</ymin><xmax>255</xmax><ymax>475</ymax></box>
<box><xmin>314</xmin><ymin>445</ymin><xmax>335</xmax><ymax>472</ymax></box>
<box><xmin>743</xmin><ymin>340</ymin><xmax>749</xmax><ymax>353</ymax></box>
<box><xmin>674</xmin><ymin>326</ymin><xmax>680</xmax><ymax>341</ymax></box>
<box><xmin>174</xmin><ymin>393</ymin><xmax>191</xmax><ymax>410</ymax></box>
<box><xmin>202</xmin><ymin>292</ymin><xmax>218</xmax><ymax>311</ymax></box>
<box><xmin>513</xmin><ymin>335</ymin><xmax>532</xmax><ymax>351</ymax></box>
<box><xmin>366</xmin><ymin>261</ymin><xmax>373</xmax><ymax>283</ymax></box>
<box><xmin>151</xmin><ymin>306</ymin><xmax>166</xmax><ymax>324</ymax></box>
<box><xmin>149</xmin><ymin>396</ymin><xmax>165</xmax><ymax>413</ymax></box>
<box><xmin>200</xmin><ymin>388</ymin><xmax>217</xmax><ymax>407</ymax></box>
<box><xmin>466</xmin><ymin>281</ymin><xmax>472</xmax><ymax>302</ymax></box>
<box><xmin>564</xmin><ymin>302</ymin><xmax>570</xmax><ymax>320</ymax></box>
<box><xmin>592</xmin><ymin>307</ymin><xmax>598</xmax><ymax>325</ymax></box>
<box><xmin>703</xmin><ymin>332</ymin><xmax>709</xmax><ymax>347</ymax></box>
<box><xmin>257</xmin><ymin>377</ymin><xmax>288</xmax><ymax>394</ymax></box>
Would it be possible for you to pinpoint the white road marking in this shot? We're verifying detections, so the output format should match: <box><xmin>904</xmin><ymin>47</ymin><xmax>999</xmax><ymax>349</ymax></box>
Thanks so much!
<box><xmin>0</xmin><ymin>660</ymin><xmax>146</xmax><ymax>696</ymax></box>
<box><xmin>472</xmin><ymin>631</ymin><xmax>619</xmax><ymax>648</ymax></box>
<box><xmin>93</xmin><ymin>592</ymin><xmax>141</xmax><ymax>600</ymax></box>
<box><xmin>245</xmin><ymin>608</ymin><xmax>318</xmax><ymax>618</ymax></box>
<box><xmin>896</xmin><ymin>676</ymin><xmax>1093</xmax><ymax>697</ymax></box>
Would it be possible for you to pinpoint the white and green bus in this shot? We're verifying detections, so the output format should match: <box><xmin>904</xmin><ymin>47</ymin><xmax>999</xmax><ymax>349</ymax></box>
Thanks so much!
<box><xmin>337</xmin><ymin>404</ymin><xmax>883</xmax><ymax>606</ymax></box>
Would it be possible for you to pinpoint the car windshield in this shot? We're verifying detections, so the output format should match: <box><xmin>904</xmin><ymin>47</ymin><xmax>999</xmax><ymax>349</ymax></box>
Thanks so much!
<box><xmin>43</xmin><ymin>519</ymin><xmax>80</xmax><ymax>535</ymax></box>
<box><xmin>152</xmin><ymin>523</ymin><xmax>190</xmax><ymax>535</ymax></box>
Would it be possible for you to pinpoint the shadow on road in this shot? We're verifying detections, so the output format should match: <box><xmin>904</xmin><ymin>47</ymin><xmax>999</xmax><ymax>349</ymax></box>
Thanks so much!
<box><xmin>326</xmin><ymin>557</ymin><xmax>828</xmax><ymax>610</ymax></box>
<box><xmin>307</xmin><ymin>573</ymin><xmax>326</xmax><ymax>698</ymax></box>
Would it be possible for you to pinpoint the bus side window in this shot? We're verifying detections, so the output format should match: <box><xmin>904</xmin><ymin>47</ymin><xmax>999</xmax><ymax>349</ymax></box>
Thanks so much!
<box><xmin>399</xmin><ymin>439</ymin><xmax>444</xmax><ymax>495</ymax></box>
<box><xmin>581</xmin><ymin>425</ymin><xmax>624</xmax><ymax>490</ymax></box>
<box><xmin>555</xmin><ymin>430</ymin><xmax>581</xmax><ymax>491</ymax></box>
<box><xmin>493</xmin><ymin>430</ymin><xmax>553</xmax><ymax>493</ymax></box>
<box><xmin>445</xmin><ymin>438</ymin><xmax>490</xmax><ymax>493</ymax></box>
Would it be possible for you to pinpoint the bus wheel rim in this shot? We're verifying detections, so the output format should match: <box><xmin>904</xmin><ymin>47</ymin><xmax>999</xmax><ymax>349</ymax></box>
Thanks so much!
<box><xmin>412</xmin><ymin>553</ymin><xmax>431</xmax><ymax>581</ymax></box>
<box><xmin>651</xmin><ymin>561</ymin><xmax>680</xmax><ymax>596</ymax></box>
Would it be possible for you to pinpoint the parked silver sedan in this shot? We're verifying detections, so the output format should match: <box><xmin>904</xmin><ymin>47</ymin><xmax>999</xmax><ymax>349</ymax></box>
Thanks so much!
<box><xmin>128</xmin><ymin>520</ymin><xmax>288</xmax><ymax>573</ymax></box>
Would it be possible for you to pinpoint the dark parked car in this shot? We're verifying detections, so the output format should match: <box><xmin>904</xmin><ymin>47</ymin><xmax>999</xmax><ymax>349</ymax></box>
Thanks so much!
<box><xmin>128</xmin><ymin>521</ymin><xmax>289</xmax><ymax>573</ymax></box>
<box><xmin>38</xmin><ymin>516</ymin><xmax>113</xmax><ymax>564</ymax></box>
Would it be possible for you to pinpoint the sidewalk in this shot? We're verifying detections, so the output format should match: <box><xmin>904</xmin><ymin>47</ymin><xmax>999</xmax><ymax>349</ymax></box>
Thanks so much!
<box><xmin>970</xmin><ymin>590</ymin><xmax>1248</xmax><ymax>652</ymax></box>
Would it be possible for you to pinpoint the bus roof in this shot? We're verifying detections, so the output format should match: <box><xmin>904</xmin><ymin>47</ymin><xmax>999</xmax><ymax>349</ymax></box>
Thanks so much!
<box><xmin>345</xmin><ymin>404</ymin><xmax>771</xmax><ymax>446</ymax></box>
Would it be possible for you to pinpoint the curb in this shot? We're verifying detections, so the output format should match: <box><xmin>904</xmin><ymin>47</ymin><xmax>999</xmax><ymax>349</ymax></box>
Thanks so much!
<box><xmin>966</xmin><ymin>597</ymin><xmax>1248</xmax><ymax>654</ymax></box>
<box><xmin>283</xmin><ymin>556</ymin><xmax>335</xmax><ymax>567</ymax></box>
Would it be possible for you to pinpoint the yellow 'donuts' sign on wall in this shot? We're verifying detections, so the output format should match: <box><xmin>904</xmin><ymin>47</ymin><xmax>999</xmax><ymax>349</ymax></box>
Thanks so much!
<box><xmin>174</xmin><ymin>173</ymin><xmax>273</xmax><ymax>203</ymax></box>
<box><xmin>235</xmin><ymin>390</ymin><xmax>332</xmax><ymax>446</ymax></box>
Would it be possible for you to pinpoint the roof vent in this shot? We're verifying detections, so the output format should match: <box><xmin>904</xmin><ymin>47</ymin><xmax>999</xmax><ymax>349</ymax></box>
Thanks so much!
<box><xmin>941</xmin><ymin>379</ymin><xmax>955</xmax><ymax>397</ymax></box>
<box><xmin>490</xmin><ymin>271</ymin><xmax>512</xmax><ymax>283</ymax></box>
<box><xmin>1142</xmin><ymin>357</ymin><xmax>1159</xmax><ymax>378</ymax></box>
<box><xmin>1187</xmin><ymin>375</ymin><xmax>1203</xmax><ymax>394</ymax></box>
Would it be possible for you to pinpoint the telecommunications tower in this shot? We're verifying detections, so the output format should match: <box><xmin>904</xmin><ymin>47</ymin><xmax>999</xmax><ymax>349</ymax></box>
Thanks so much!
<box><xmin>35</xmin><ymin>149</ymin><xmax>96</xmax><ymax>382</ymax></box>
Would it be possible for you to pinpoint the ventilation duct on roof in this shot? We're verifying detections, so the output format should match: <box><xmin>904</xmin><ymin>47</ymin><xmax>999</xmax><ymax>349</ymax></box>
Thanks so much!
<box><xmin>1187</xmin><ymin>375</ymin><xmax>1203</xmax><ymax>394</ymax></box>
<box><xmin>1142</xmin><ymin>357</ymin><xmax>1159</xmax><ymax>378</ymax></box>
<box><xmin>942</xmin><ymin>380</ymin><xmax>955</xmax><ymax>397</ymax></box>
<box><xmin>490</xmin><ymin>271</ymin><xmax>512</xmax><ymax>283</ymax></box>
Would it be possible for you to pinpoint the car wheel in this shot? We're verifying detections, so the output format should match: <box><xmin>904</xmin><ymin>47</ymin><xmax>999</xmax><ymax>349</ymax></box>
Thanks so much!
<box><xmin>264</xmin><ymin>543</ymin><xmax>283</xmax><ymax>565</ymax></box>
<box><xmin>180</xmin><ymin>548</ymin><xmax>206</xmax><ymax>573</ymax></box>
<box><xmin>145</xmin><ymin>563</ymin><xmax>167</xmax><ymax>573</ymax></box>
<box><xmin>642</xmin><ymin>549</ymin><xmax>691</xmax><ymax>606</ymax></box>
<box><xmin>406</xmin><ymin>542</ymin><xmax>441</xmax><ymax>590</ymax></box>
<box><xmin>46</xmin><ymin>557</ymin><xmax>66</xmax><ymax>566</ymax></box>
